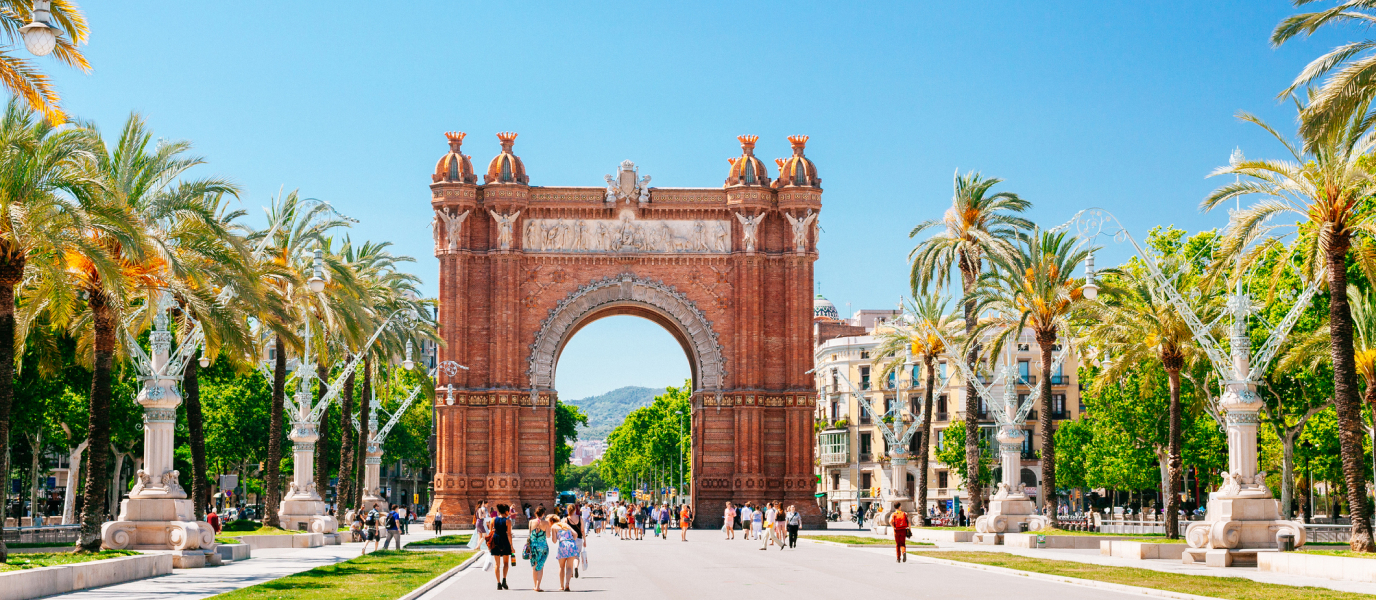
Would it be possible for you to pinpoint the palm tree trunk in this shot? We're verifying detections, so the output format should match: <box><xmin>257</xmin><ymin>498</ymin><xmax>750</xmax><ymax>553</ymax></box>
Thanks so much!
<box><xmin>356</xmin><ymin>356</ymin><xmax>372</xmax><ymax>507</ymax></box>
<box><xmin>917</xmin><ymin>357</ymin><xmax>936</xmax><ymax>526</ymax></box>
<box><xmin>1036</xmin><ymin>331</ymin><xmax>1057</xmax><ymax>527</ymax></box>
<box><xmin>79</xmin><ymin>288</ymin><xmax>116</xmax><ymax>551</ymax></box>
<box><xmin>338</xmin><ymin>369</ymin><xmax>356</xmax><ymax>510</ymax></box>
<box><xmin>265</xmin><ymin>336</ymin><xmax>287</xmax><ymax>528</ymax></box>
<box><xmin>315</xmin><ymin>365</ymin><xmax>330</xmax><ymax>507</ymax></box>
<box><xmin>0</xmin><ymin>259</ymin><xmax>22</xmax><ymax>562</ymax></box>
<box><xmin>960</xmin><ymin>264</ymin><xmax>984</xmax><ymax>517</ymax></box>
<box><xmin>185</xmin><ymin>354</ymin><xmax>207</xmax><ymax>522</ymax></box>
<box><xmin>1327</xmin><ymin>241</ymin><xmax>1375</xmax><ymax>552</ymax></box>
<box><xmin>1165</xmin><ymin>365</ymin><xmax>1183</xmax><ymax>539</ymax></box>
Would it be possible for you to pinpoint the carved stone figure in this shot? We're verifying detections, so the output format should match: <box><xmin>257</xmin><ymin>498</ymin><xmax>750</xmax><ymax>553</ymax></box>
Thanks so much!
<box><xmin>437</xmin><ymin>209</ymin><xmax>470</xmax><ymax>251</ymax></box>
<box><xmin>489</xmin><ymin>209</ymin><xmax>521</xmax><ymax>251</ymax></box>
<box><xmin>735</xmin><ymin>212</ymin><xmax>762</xmax><ymax>252</ymax></box>
<box><xmin>638</xmin><ymin>175</ymin><xmax>652</xmax><ymax>203</ymax></box>
<box><xmin>783</xmin><ymin>209</ymin><xmax>818</xmax><ymax>253</ymax></box>
<box><xmin>604</xmin><ymin>160</ymin><xmax>652</xmax><ymax>203</ymax></box>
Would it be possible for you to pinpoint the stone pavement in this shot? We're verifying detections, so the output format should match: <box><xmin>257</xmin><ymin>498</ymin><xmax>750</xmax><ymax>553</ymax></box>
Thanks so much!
<box><xmin>51</xmin><ymin>531</ymin><xmax>440</xmax><ymax>600</ymax></box>
<box><xmin>421</xmin><ymin>528</ymin><xmax>1149</xmax><ymax>600</ymax></box>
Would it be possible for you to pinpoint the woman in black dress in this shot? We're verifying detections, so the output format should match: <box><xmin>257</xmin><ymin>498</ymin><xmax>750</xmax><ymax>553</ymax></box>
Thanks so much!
<box><xmin>490</xmin><ymin>504</ymin><xmax>515</xmax><ymax>590</ymax></box>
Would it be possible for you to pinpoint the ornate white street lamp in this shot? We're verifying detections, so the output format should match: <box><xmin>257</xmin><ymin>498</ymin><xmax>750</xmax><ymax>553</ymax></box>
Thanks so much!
<box><xmin>1068</xmin><ymin>208</ymin><xmax>1312</xmax><ymax>565</ymax></box>
<box><xmin>19</xmin><ymin>0</ymin><xmax>59</xmax><ymax>57</ymax></box>
<box><xmin>353</xmin><ymin>359</ymin><xmax>465</xmax><ymax>511</ymax></box>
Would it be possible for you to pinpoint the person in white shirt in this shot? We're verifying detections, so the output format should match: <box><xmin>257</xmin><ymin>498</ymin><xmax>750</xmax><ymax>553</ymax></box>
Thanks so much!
<box><xmin>739</xmin><ymin>504</ymin><xmax>753</xmax><ymax>540</ymax></box>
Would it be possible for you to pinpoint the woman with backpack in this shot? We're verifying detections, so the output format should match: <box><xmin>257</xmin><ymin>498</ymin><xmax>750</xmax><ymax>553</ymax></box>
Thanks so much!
<box><xmin>890</xmin><ymin>501</ymin><xmax>911</xmax><ymax>563</ymax></box>
<box><xmin>360</xmin><ymin>509</ymin><xmax>382</xmax><ymax>555</ymax></box>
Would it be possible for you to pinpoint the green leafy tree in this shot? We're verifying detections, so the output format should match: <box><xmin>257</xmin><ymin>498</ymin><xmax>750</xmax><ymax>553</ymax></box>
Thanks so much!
<box><xmin>933</xmin><ymin>419</ymin><xmax>993</xmax><ymax>493</ymax></box>
<box><xmin>600</xmin><ymin>382</ymin><xmax>691</xmax><ymax>495</ymax></box>
<box><xmin>554</xmin><ymin>402</ymin><xmax>589</xmax><ymax>487</ymax></box>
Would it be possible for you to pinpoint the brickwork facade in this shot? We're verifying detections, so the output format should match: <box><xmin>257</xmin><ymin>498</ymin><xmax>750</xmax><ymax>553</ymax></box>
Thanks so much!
<box><xmin>428</xmin><ymin>133</ymin><xmax>824</xmax><ymax>528</ymax></box>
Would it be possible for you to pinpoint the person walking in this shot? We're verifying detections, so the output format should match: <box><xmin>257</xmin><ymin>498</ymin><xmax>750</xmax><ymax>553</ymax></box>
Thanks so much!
<box><xmin>679</xmin><ymin>504</ymin><xmax>693</xmax><ymax>541</ymax></box>
<box><xmin>360</xmin><ymin>508</ymin><xmax>382</xmax><ymax>555</ymax></box>
<box><xmin>552</xmin><ymin>515</ymin><xmax>579</xmax><ymax>592</ymax></box>
<box><xmin>723</xmin><ymin>502</ymin><xmax>736</xmax><ymax>540</ymax></box>
<box><xmin>785</xmin><ymin>505</ymin><xmax>801</xmax><ymax>549</ymax></box>
<box><xmin>470</xmin><ymin>501</ymin><xmax>489</xmax><ymax>550</ymax></box>
<box><xmin>773</xmin><ymin>503</ymin><xmax>788</xmax><ymax>550</ymax></box>
<box><xmin>489</xmin><ymin>504</ymin><xmax>514</xmax><ymax>590</ymax></box>
<box><xmin>890</xmin><ymin>502</ymin><xmax>911</xmax><ymax>563</ymax></box>
<box><xmin>566</xmin><ymin>504</ymin><xmax>585</xmax><ymax>579</ymax></box>
<box><xmin>382</xmin><ymin>504</ymin><xmax>403</xmax><ymax>550</ymax></box>
<box><xmin>433</xmin><ymin>509</ymin><xmax>444</xmax><ymax>537</ymax></box>
<box><xmin>760</xmin><ymin>502</ymin><xmax>777</xmax><ymax>550</ymax></box>
<box><xmin>525</xmin><ymin>506</ymin><xmax>551</xmax><ymax>592</ymax></box>
<box><xmin>739</xmin><ymin>503</ymin><xmax>753</xmax><ymax>540</ymax></box>
<box><xmin>658</xmin><ymin>503</ymin><xmax>670</xmax><ymax>539</ymax></box>
<box><xmin>751</xmin><ymin>503</ymin><xmax>763</xmax><ymax>542</ymax></box>
<box><xmin>398</xmin><ymin>505</ymin><xmax>410</xmax><ymax>534</ymax></box>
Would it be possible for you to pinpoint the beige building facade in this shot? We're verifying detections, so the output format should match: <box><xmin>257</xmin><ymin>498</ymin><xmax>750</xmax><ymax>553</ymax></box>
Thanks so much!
<box><xmin>811</xmin><ymin>295</ymin><xmax>1082</xmax><ymax>519</ymax></box>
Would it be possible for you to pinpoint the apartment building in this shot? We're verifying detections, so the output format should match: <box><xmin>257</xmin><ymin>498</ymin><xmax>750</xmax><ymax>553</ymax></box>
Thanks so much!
<box><xmin>812</xmin><ymin>295</ymin><xmax>1083</xmax><ymax>518</ymax></box>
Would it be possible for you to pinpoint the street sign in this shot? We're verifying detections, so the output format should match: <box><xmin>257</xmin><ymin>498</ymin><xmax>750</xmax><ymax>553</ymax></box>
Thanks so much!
<box><xmin>219</xmin><ymin>474</ymin><xmax>239</xmax><ymax>492</ymax></box>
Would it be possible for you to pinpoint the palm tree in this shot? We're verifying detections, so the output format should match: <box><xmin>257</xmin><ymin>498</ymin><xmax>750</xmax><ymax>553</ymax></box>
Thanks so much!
<box><xmin>248</xmin><ymin>191</ymin><xmax>352</xmax><ymax>527</ymax></box>
<box><xmin>910</xmin><ymin>170</ymin><xmax>1032</xmax><ymax>517</ymax></box>
<box><xmin>873</xmin><ymin>292</ymin><xmax>960</xmax><ymax>525</ymax></box>
<box><xmin>972</xmin><ymin>228</ymin><xmax>1093</xmax><ymax>526</ymax></box>
<box><xmin>0</xmin><ymin>1</ymin><xmax>91</xmax><ymax>123</ymax></box>
<box><xmin>1085</xmin><ymin>251</ymin><xmax>1221</xmax><ymax>539</ymax></box>
<box><xmin>0</xmin><ymin>99</ymin><xmax>96</xmax><ymax>561</ymax></box>
<box><xmin>1201</xmin><ymin>100</ymin><xmax>1376</xmax><ymax>552</ymax></box>
<box><xmin>1272</xmin><ymin>1</ymin><xmax>1376</xmax><ymax>146</ymax></box>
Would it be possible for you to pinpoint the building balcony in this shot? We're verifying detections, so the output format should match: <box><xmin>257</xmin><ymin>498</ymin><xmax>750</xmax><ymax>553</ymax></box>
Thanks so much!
<box><xmin>1051</xmin><ymin>411</ymin><xmax>1069</xmax><ymax>420</ymax></box>
<box><xmin>1019</xmin><ymin>375</ymin><xmax>1036</xmax><ymax>385</ymax></box>
<box><xmin>1049</xmin><ymin>375</ymin><xmax>1069</xmax><ymax>385</ymax></box>
<box><xmin>936</xmin><ymin>412</ymin><xmax>948</xmax><ymax>422</ymax></box>
<box><xmin>859</xmin><ymin>488</ymin><xmax>879</xmax><ymax>499</ymax></box>
<box><xmin>820</xmin><ymin>451</ymin><xmax>849</xmax><ymax>466</ymax></box>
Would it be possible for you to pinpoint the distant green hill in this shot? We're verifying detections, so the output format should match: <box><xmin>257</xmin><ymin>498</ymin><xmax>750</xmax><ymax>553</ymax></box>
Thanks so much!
<box><xmin>564</xmin><ymin>386</ymin><xmax>662</xmax><ymax>441</ymax></box>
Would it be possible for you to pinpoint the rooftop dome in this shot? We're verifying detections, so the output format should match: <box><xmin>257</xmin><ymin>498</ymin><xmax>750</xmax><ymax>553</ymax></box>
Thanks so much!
<box><xmin>724</xmin><ymin>135</ymin><xmax>771</xmax><ymax>187</ymax></box>
<box><xmin>814</xmin><ymin>294</ymin><xmax>840</xmax><ymax>321</ymax></box>
<box><xmin>484</xmin><ymin>132</ymin><xmax>529</xmax><ymax>185</ymax></box>
<box><xmin>432</xmin><ymin>131</ymin><xmax>476</xmax><ymax>184</ymax></box>
<box><xmin>774</xmin><ymin>135</ymin><xmax>820</xmax><ymax>188</ymax></box>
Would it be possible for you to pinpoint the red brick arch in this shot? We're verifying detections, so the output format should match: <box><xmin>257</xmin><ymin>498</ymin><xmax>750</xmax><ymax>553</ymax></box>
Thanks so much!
<box><xmin>427</xmin><ymin>138</ymin><xmax>822</xmax><ymax>528</ymax></box>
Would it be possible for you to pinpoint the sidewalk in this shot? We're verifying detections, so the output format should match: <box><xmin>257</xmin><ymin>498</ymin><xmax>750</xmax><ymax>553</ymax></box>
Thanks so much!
<box><xmin>819</xmin><ymin>528</ymin><xmax>1376</xmax><ymax>595</ymax></box>
<box><xmin>51</xmin><ymin>531</ymin><xmax>441</xmax><ymax>600</ymax></box>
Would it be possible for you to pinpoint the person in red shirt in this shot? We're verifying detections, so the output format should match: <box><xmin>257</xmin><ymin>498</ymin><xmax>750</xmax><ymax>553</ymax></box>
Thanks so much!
<box><xmin>207</xmin><ymin>508</ymin><xmax>221</xmax><ymax>534</ymax></box>
<box><xmin>889</xmin><ymin>502</ymin><xmax>910</xmax><ymax>563</ymax></box>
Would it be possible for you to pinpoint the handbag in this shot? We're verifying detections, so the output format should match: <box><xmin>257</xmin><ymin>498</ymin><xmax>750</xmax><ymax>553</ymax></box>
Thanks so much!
<box><xmin>481</xmin><ymin>552</ymin><xmax>494</xmax><ymax>572</ymax></box>
<box><xmin>522</xmin><ymin>538</ymin><xmax>532</xmax><ymax>561</ymax></box>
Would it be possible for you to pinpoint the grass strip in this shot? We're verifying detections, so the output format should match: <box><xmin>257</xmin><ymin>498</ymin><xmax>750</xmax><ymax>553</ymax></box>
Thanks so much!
<box><xmin>3</xmin><ymin>542</ymin><xmax>74</xmax><ymax>549</ymax></box>
<box><xmin>407</xmin><ymin>534</ymin><xmax>472</xmax><ymax>547</ymax></box>
<box><xmin>1037</xmin><ymin>529</ymin><xmax>1168</xmax><ymax>538</ymax></box>
<box><xmin>0</xmin><ymin>550</ymin><xmax>140</xmax><ymax>572</ymax></box>
<box><xmin>210</xmin><ymin>550</ymin><xmax>472</xmax><ymax>600</ymax></box>
<box><xmin>232</xmin><ymin>526</ymin><xmax>306</xmax><ymax>536</ymax></box>
<box><xmin>1298</xmin><ymin>549</ymin><xmax>1376</xmax><ymax>560</ymax></box>
<box><xmin>803</xmin><ymin>535</ymin><xmax>933</xmax><ymax>546</ymax></box>
<box><xmin>913</xmin><ymin>551</ymin><xmax>1364</xmax><ymax>600</ymax></box>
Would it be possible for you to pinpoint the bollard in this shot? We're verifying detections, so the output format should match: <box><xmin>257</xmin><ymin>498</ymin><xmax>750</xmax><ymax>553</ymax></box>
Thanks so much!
<box><xmin>1277</xmin><ymin>533</ymin><xmax>1295</xmax><ymax>552</ymax></box>
<box><xmin>1019</xmin><ymin>522</ymin><xmax>1029</xmax><ymax>533</ymax></box>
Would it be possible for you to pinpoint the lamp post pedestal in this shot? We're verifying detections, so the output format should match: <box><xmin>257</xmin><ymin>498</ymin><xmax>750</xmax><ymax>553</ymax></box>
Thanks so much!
<box><xmin>1182</xmin><ymin>313</ymin><xmax>1306</xmax><ymax>566</ymax></box>
<box><xmin>278</xmin><ymin>419</ymin><xmax>338</xmax><ymax>535</ymax></box>
<box><xmin>361</xmin><ymin>444</ymin><xmax>387</xmax><ymax>512</ymax></box>
<box><xmin>976</xmin><ymin>427</ymin><xmax>1048</xmax><ymax>535</ymax></box>
<box><xmin>101</xmin><ymin>325</ymin><xmax>215</xmax><ymax>568</ymax></box>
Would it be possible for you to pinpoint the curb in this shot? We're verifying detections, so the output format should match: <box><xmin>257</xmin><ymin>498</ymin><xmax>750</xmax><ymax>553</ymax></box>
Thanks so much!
<box><xmin>396</xmin><ymin>551</ymin><xmax>482</xmax><ymax>600</ymax></box>
<box><xmin>906</xmin><ymin>554</ymin><xmax>1223</xmax><ymax>600</ymax></box>
<box><xmin>801</xmin><ymin>538</ymin><xmax>938</xmax><ymax>549</ymax></box>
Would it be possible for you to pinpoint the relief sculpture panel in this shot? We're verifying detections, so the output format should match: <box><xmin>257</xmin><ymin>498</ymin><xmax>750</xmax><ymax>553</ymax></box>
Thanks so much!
<box><xmin>523</xmin><ymin>212</ymin><xmax>730</xmax><ymax>254</ymax></box>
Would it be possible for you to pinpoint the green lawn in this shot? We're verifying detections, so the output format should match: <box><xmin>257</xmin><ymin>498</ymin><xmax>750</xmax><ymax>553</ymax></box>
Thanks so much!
<box><xmin>0</xmin><ymin>550</ymin><xmax>140</xmax><ymax>572</ymax></box>
<box><xmin>1037</xmin><ymin>529</ymin><xmax>1168</xmax><ymax>538</ymax></box>
<box><xmin>214</xmin><ymin>526</ymin><xmax>304</xmax><ymax>545</ymax></box>
<box><xmin>210</xmin><ymin>550</ymin><xmax>473</xmax><ymax>600</ymax></box>
<box><xmin>914</xmin><ymin>551</ymin><xmax>1364</xmax><ymax>600</ymax></box>
<box><xmin>3</xmin><ymin>542</ymin><xmax>74</xmax><ymax>549</ymax></box>
<box><xmin>803</xmin><ymin>535</ymin><xmax>933</xmax><ymax>546</ymax></box>
<box><xmin>406</xmin><ymin>534</ymin><xmax>471</xmax><ymax>547</ymax></box>
<box><xmin>1298</xmin><ymin>548</ymin><xmax>1376</xmax><ymax>560</ymax></box>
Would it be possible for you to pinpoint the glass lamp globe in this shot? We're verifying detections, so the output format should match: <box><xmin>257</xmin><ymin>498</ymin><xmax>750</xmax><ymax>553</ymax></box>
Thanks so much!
<box><xmin>402</xmin><ymin>358</ymin><xmax>415</xmax><ymax>371</ymax></box>
<box><xmin>308</xmin><ymin>276</ymin><xmax>325</xmax><ymax>293</ymax></box>
<box><xmin>21</xmin><ymin>25</ymin><xmax>55</xmax><ymax>56</ymax></box>
<box><xmin>199</xmin><ymin>356</ymin><xmax>211</xmax><ymax>368</ymax></box>
<box><xmin>1082</xmin><ymin>282</ymin><xmax>1099</xmax><ymax>300</ymax></box>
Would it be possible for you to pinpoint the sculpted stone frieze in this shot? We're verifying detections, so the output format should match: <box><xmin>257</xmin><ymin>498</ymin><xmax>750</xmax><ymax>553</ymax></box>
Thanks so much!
<box><xmin>523</xmin><ymin>212</ymin><xmax>730</xmax><ymax>254</ymax></box>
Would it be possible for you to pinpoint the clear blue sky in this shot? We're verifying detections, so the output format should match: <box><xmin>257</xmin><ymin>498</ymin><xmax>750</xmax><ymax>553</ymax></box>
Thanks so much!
<box><xmin>46</xmin><ymin>1</ymin><xmax>1348</xmax><ymax>399</ymax></box>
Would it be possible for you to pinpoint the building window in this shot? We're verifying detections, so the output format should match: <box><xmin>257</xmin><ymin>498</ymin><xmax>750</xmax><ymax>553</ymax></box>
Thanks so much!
<box><xmin>1018</xmin><ymin>360</ymin><xmax>1030</xmax><ymax>381</ymax></box>
<box><xmin>861</xmin><ymin>472</ymin><xmax>872</xmax><ymax>490</ymax></box>
<box><xmin>939</xmin><ymin>362</ymin><xmax>947</xmax><ymax>380</ymax></box>
<box><xmin>830</xmin><ymin>398</ymin><xmax>840</xmax><ymax>421</ymax></box>
<box><xmin>832</xmin><ymin>472</ymin><xmax>841</xmax><ymax>490</ymax></box>
<box><xmin>887</xmin><ymin>370</ymin><xmax>896</xmax><ymax>389</ymax></box>
<box><xmin>859</xmin><ymin>432</ymin><xmax>872</xmax><ymax>460</ymax></box>
<box><xmin>938</xmin><ymin>471</ymin><xmax>949</xmax><ymax>489</ymax></box>
<box><xmin>860</xmin><ymin>366</ymin><xmax>871</xmax><ymax>390</ymax></box>
<box><xmin>978</xmin><ymin>396</ymin><xmax>988</xmax><ymax>419</ymax></box>
<box><xmin>819</xmin><ymin>431</ymin><xmax>849</xmax><ymax>464</ymax></box>
<box><xmin>861</xmin><ymin>350</ymin><xmax>870</xmax><ymax>359</ymax></box>
<box><xmin>884</xmin><ymin>396</ymin><xmax>895</xmax><ymax>416</ymax></box>
<box><xmin>1052</xmin><ymin>394</ymin><xmax>1067</xmax><ymax>418</ymax></box>
<box><xmin>911</xmin><ymin>364</ymin><xmax>922</xmax><ymax>384</ymax></box>
<box><xmin>909</xmin><ymin>432</ymin><xmax>922</xmax><ymax>455</ymax></box>
<box><xmin>935</xmin><ymin>429</ymin><xmax>945</xmax><ymax>450</ymax></box>
<box><xmin>937</xmin><ymin>395</ymin><xmax>948</xmax><ymax>421</ymax></box>
<box><xmin>1022</xmin><ymin>434</ymin><xmax>1035</xmax><ymax>459</ymax></box>
<box><xmin>860</xmin><ymin>399</ymin><xmax>872</xmax><ymax>424</ymax></box>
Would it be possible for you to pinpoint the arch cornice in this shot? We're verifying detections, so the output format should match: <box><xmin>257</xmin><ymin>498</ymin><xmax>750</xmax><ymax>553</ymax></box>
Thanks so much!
<box><xmin>527</xmin><ymin>273</ymin><xmax>726</xmax><ymax>392</ymax></box>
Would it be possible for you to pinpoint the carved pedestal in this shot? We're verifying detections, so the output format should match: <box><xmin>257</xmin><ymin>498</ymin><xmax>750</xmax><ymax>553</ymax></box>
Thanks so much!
<box><xmin>1182</xmin><ymin>390</ymin><xmax>1305</xmax><ymax>566</ymax></box>
<box><xmin>975</xmin><ymin>432</ymin><xmax>1049</xmax><ymax>534</ymax></box>
<box><xmin>360</xmin><ymin>446</ymin><xmax>387</xmax><ymax>512</ymax></box>
<box><xmin>277</xmin><ymin>421</ymin><xmax>338</xmax><ymax>533</ymax></box>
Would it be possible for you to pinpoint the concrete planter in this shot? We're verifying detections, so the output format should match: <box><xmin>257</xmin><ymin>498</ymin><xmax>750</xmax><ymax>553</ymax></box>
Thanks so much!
<box><xmin>1004</xmin><ymin>533</ymin><xmax>1130</xmax><ymax>549</ymax></box>
<box><xmin>1099</xmin><ymin>540</ymin><xmax>1187</xmax><ymax>560</ymax></box>
<box><xmin>215</xmin><ymin>543</ymin><xmax>251</xmax><ymax>562</ymax></box>
<box><xmin>0</xmin><ymin>553</ymin><xmax>172</xmax><ymax>600</ymax></box>
<box><xmin>908</xmin><ymin>528</ymin><xmax>975</xmax><ymax>543</ymax></box>
<box><xmin>1259</xmin><ymin>551</ymin><xmax>1376</xmax><ymax>582</ymax></box>
<box><xmin>235</xmin><ymin>533</ymin><xmax>323</xmax><ymax>549</ymax></box>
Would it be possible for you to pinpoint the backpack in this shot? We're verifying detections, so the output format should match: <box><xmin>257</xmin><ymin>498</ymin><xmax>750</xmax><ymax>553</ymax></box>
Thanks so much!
<box><xmin>365</xmin><ymin>512</ymin><xmax>377</xmax><ymax>527</ymax></box>
<box><xmin>386</xmin><ymin>512</ymin><xmax>398</xmax><ymax>529</ymax></box>
<box><xmin>892</xmin><ymin>511</ymin><xmax>909</xmax><ymax>530</ymax></box>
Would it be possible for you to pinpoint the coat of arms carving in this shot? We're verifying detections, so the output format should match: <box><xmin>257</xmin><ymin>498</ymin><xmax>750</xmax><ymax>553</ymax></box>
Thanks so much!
<box><xmin>604</xmin><ymin>160</ymin><xmax>651</xmax><ymax>203</ymax></box>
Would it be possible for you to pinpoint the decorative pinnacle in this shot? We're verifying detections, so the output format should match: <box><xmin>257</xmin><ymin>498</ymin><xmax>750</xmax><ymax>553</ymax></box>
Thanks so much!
<box><xmin>774</xmin><ymin>158</ymin><xmax>785</xmax><ymax>170</ymax></box>
<box><xmin>497</xmin><ymin>131</ymin><xmax>518</xmax><ymax>150</ymax></box>
<box><xmin>788</xmin><ymin>134</ymin><xmax>809</xmax><ymax>155</ymax></box>
<box><xmin>737</xmin><ymin>134</ymin><xmax>758</xmax><ymax>154</ymax></box>
<box><xmin>444</xmin><ymin>131</ymin><xmax>466</xmax><ymax>151</ymax></box>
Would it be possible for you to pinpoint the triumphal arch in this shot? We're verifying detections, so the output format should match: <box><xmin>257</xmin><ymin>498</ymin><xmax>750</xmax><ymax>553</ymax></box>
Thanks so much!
<box><xmin>428</xmin><ymin>132</ymin><xmax>822</xmax><ymax>528</ymax></box>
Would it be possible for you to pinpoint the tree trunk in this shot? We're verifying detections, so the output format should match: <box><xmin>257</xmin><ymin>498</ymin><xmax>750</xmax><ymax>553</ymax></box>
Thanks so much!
<box><xmin>917</xmin><ymin>356</ymin><xmax>936</xmax><ymax>526</ymax></box>
<box><xmin>79</xmin><ymin>288</ymin><xmax>116</xmax><ymax>552</ymax></box>
<box><xmin>1165</xmin><ymin>365</ymin><xmax>1183</xmax><ymax>539</ymax></box>
<box><xmin>337</xmin><ymin>369</ymin><xmax>356</xmax><ymax>510</ymax></box>
<box><xmin>185</xmin><ymin>355</ymin><xmax>207</xmax><ymax>521</ymax></box>
<box><xmin>1327</xmin><ymin>240</ymin><xmax>1375</xmax><ymax>552</ymax></box>
<box><xmin>356</xmin><ymin>356</ymin><xmax>372</xmax><ymax>507</ymax></box>
<box><xmin>960</xmin><ymin>263</ymin><xmax>984</xmax><ymax>517</ymax></box>
<box><xmin>265</xmin><ymin>336</ymin><xmax>287</xmax><ymax>528</ymax></box>
<box><xmin>108</xmin><ymin>447</ymin><xmax>125</xmax><ymax>518</ymax></box>
<box><xmin>0</xmin><ymin>269</ymin><xmax>20</xmax><ymax>562</ymax></box>
<box><xmin>62</xmin><ymin>440</ymin><xmax>87</xmax><ymax>524</ymax></box>
<box><xmin>28</xmin><ymin>431</ymin><xmax>42</xmax><ymax>519</ymax></box>
<box><xmin>1036</xmin><ymin>330</ymin><xmax>1057</xmax><ymax>527</ymax></box>
<box><xmin>314</xmin><ymin>365</ymin><xmax>330</xmax><ymax>507</ymax></box>
<box><xmin>1281</xmin><ymin>432</ymin><xmax>1297</xmax><ymax>520</ymax></box>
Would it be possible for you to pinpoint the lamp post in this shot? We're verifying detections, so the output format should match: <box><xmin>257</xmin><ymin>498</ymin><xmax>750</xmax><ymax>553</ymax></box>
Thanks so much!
<box><xmin>1068</xmin><ymin>208</ymin><xmax>1312</xmax><ymax>562</ymax></box>
<box><xmin>352</xmin><ymin>359</ymin><xmax>465</xmax><ymax>512</ymax></box>
<box><xmin>676</xmin><ymin>410</ymin><xmax>684</xmax><ymax>505</ymax></box>
<box><xmin>1301</xmin><ymin>440</ymin><xmax>1313</xmax><ymax>524</ymax></box>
